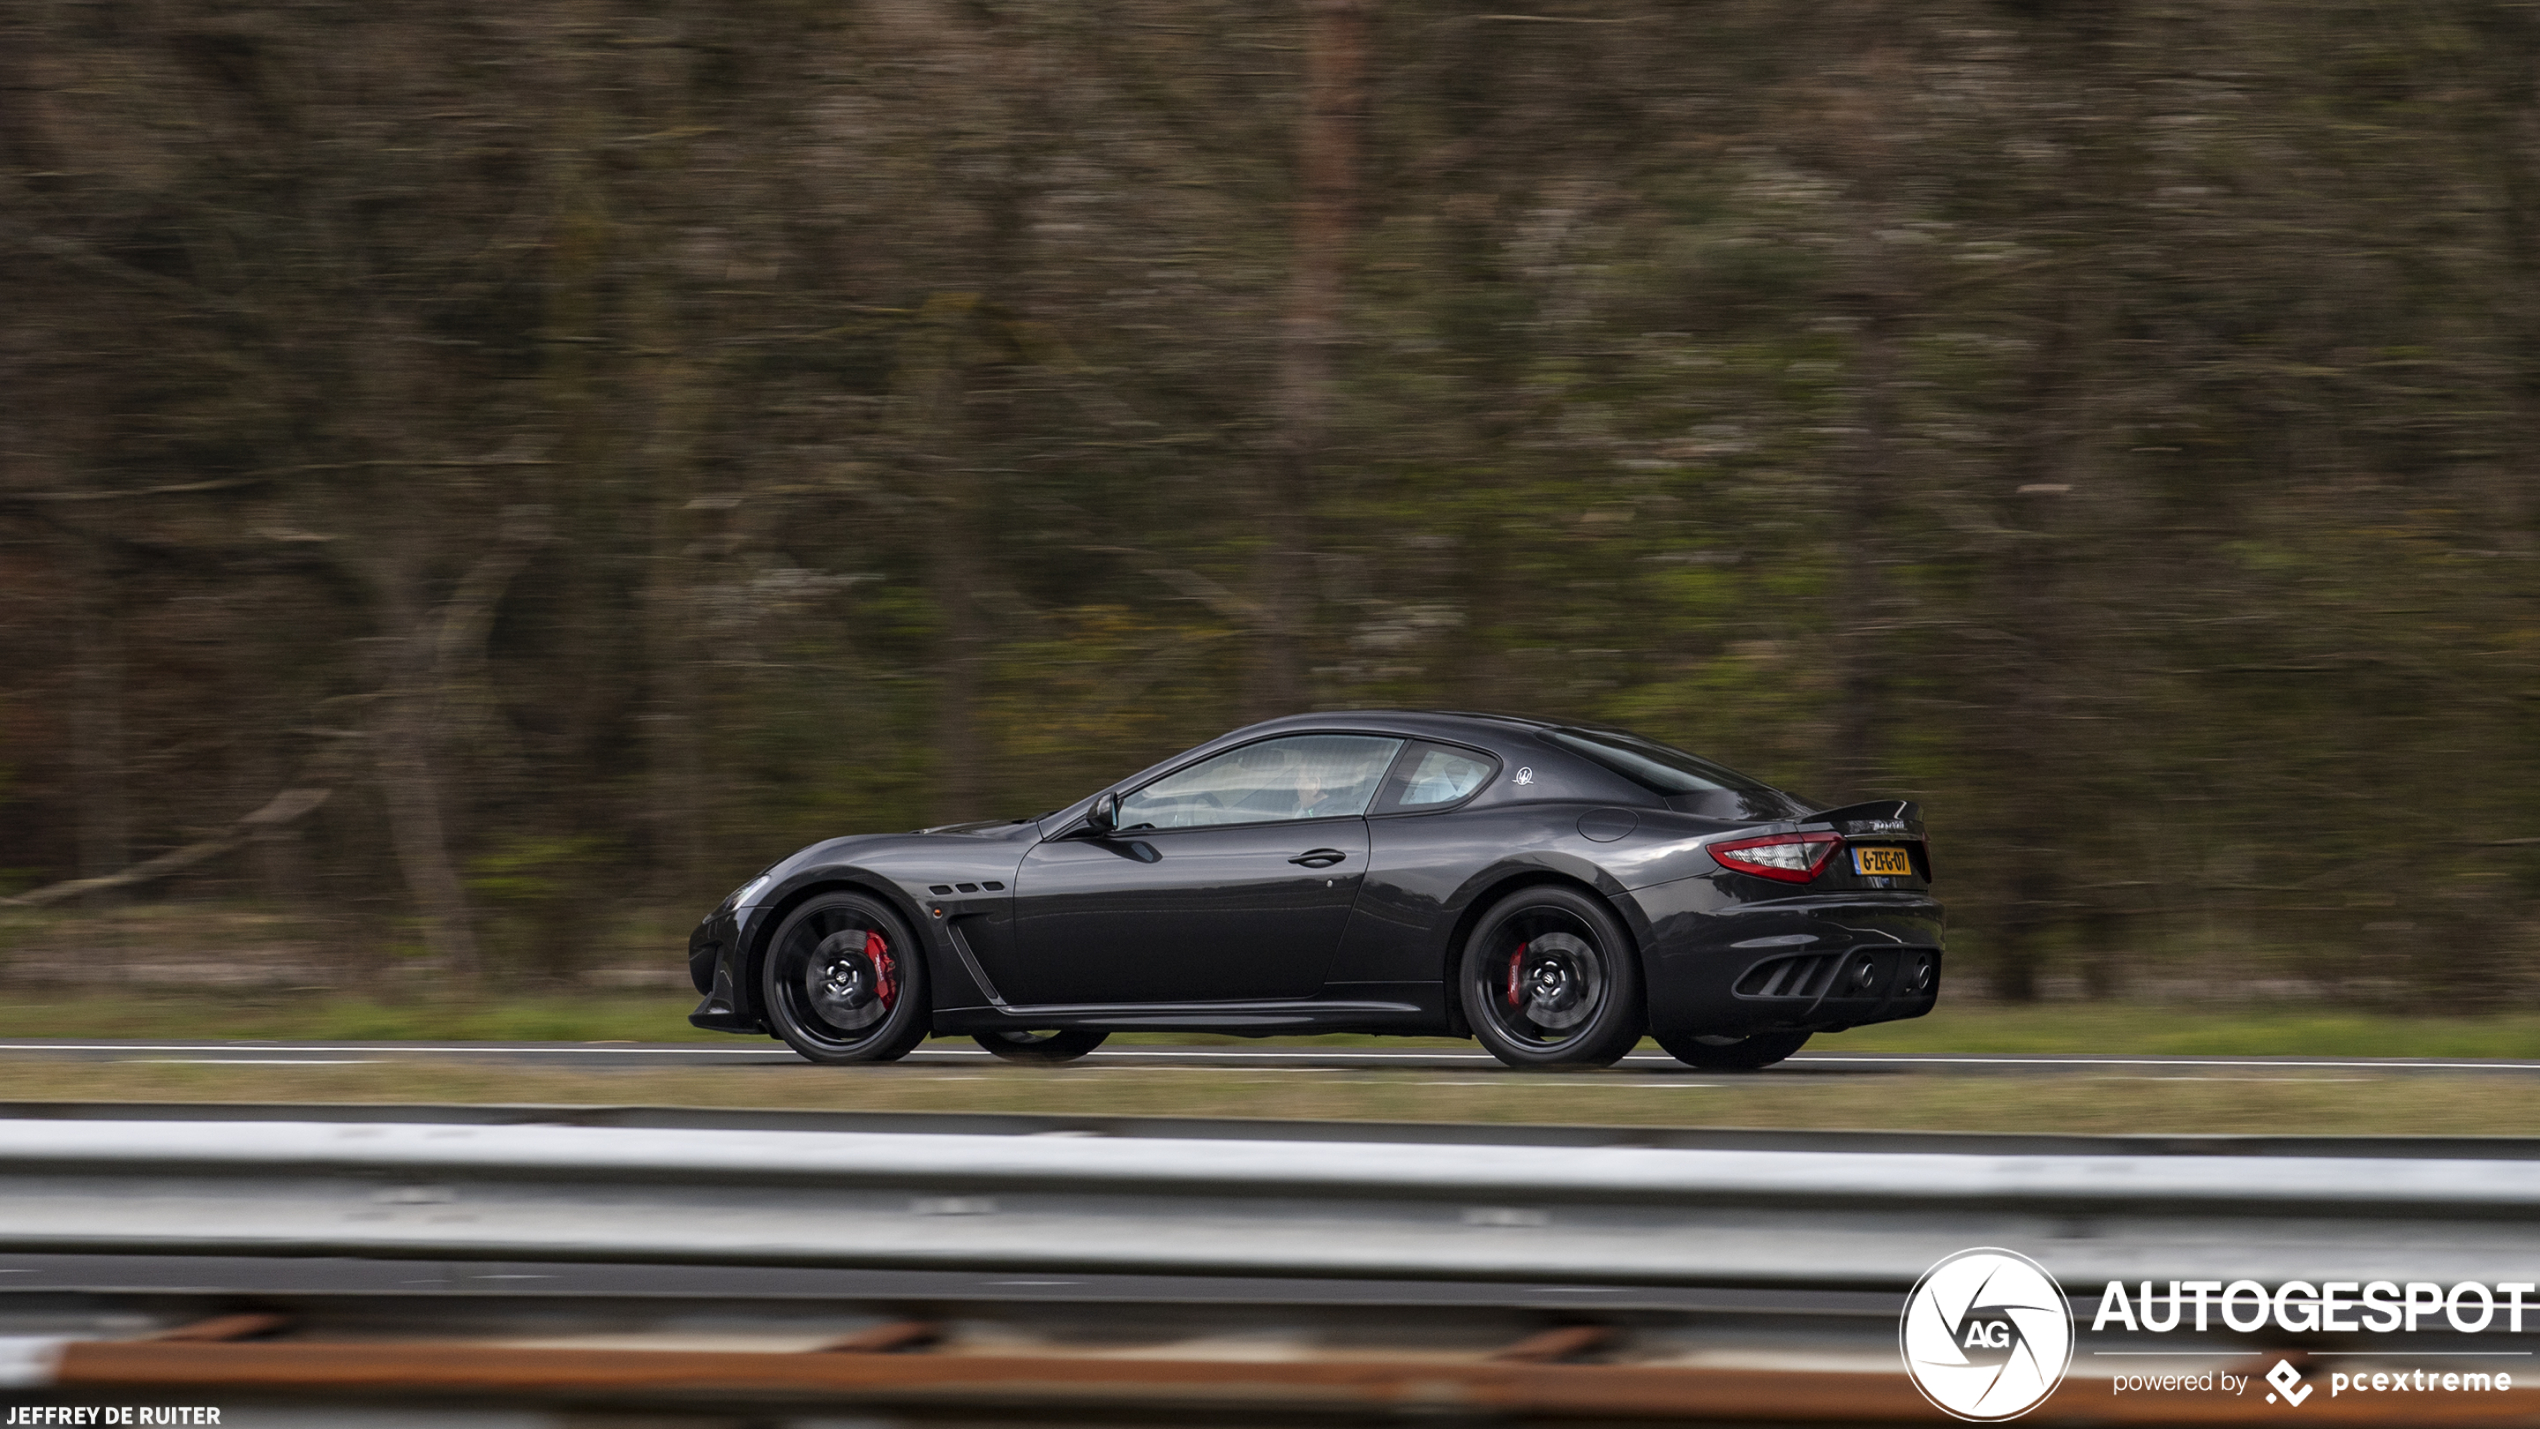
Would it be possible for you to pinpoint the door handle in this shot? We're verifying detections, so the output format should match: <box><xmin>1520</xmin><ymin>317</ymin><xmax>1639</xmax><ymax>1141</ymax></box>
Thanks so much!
<box><xmin>1289</xmin><ymin>849</ymin><xmax>1348</xmax><ymax>869</ymax></box>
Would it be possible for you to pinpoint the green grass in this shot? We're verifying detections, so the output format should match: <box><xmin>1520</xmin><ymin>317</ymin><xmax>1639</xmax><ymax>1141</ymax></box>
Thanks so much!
<box><xmin>1</xmin><ymin>992</ymin><xmax>2538</xmax><ymax>1060</ymax></box>
<box><xmin>1821</xmin><ymin>1003</ymin><xmax>2540</xmax><ymax>1059</ymax></box>
<box><xmin>0</xmin><ymin>992</ymin><xmax>730</xmax><ymax>1044</ymax></box>
<box><xmin>0</xmin><ymin>1057</ymin><xmax>2526</xmax><ymax>1137</ymax></box>
<box><xmin>0</xmin><ymin>992</ymin><xmax>2531</xmax><ymax>1137</ymax></box>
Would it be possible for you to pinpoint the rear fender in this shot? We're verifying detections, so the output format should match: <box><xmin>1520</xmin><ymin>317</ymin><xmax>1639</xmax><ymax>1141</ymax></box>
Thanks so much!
<box><xmin>1435</xmin><ymin>854</ymin><xmax>1639</xmax><ymax>1037</ymax></box>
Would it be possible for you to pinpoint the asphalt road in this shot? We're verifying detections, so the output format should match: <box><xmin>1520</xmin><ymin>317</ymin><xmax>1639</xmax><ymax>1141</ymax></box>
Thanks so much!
<box><xmin>0</xmin><ymin>1038</ymin><xmax>2531</xmax><ymax>1077</ymax></box>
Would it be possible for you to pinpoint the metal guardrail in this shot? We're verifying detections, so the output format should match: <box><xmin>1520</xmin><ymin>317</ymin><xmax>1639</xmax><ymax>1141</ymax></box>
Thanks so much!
<box><xmin>0</xmin><ymin>1116</ymin><xmax>2534</xmax><ymax>1287</ymax></box>
<box><xmin>13</xmin><ymin>1098</ymin><xmax>2540</xmax><ymax>1160</ymax></box>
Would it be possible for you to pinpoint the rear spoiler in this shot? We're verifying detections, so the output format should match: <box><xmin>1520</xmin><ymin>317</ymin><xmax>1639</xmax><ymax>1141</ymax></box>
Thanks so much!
<box><xmin>1805</xmin><ymin>799</ymin><xmax>1923</xmax><ymax>836</ymax></box>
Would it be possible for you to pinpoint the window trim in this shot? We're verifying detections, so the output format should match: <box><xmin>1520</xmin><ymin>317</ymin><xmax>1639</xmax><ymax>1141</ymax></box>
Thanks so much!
<box><xmin>1368</xmin><ymin>739</ymin><xmax>1503</xmax><ymax>818</ymax></box>
<box><xmin>1109</xmin><ymin>731</ymin><xmax>1408</xmax><ymax>834</ymax></box>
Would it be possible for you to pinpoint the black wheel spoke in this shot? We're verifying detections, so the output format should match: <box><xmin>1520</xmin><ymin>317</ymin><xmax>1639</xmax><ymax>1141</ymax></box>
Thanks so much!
<box><xmin>761</xmin><ymin>893</ymin><xmax>927</xmax><ymax>1065</ymax></box>
<box><xmin>1460</xmin><ymin>886</ymin><xmax>1644</xmax><ymax>1071</ymax></box>
<box><xmin>1478</xmin><ymin>916</ymin><xmax>1611</xmax><ymax>1049</ymax></box>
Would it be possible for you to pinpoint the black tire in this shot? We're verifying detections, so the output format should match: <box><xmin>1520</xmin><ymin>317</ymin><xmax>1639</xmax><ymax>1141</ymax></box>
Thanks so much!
<box><xmin>1458</xmin><ymin>884</ymin><xmax>1645</xmax><ymax>1070</ymax></box>
<box><xmin>1653</xmin><ymin>1028</ymin><xmax>1811</xmax><ymax>1071</ymax></box>
<box><xmin>974</xmin><ymin>1029</ymin><xmax>1110</xmax><ymax>1064</ymax></box>
<box><xmin>761</xmin><ymin>891</ymin><xmax>930</xmax><ymax>1064</ymax></box>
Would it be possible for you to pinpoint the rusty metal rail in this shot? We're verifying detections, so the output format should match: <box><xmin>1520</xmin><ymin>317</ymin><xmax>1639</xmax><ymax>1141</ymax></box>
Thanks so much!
<box><xmin>15</xmin><ymin>1334</ymin><xmax>2538</xmax><ymax>1424</ymax></box>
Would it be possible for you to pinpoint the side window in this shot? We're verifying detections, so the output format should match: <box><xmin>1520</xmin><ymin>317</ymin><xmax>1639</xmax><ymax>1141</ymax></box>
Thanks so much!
<box><xmin>1117</xmin><ymin>734</ymin><xmax>1405</xmax><ymax>832</ymax></box>
<box><xmin>1376</xmin><ymin>743</ymin><xmax>1498</xmax><ymax>814</ymax></box>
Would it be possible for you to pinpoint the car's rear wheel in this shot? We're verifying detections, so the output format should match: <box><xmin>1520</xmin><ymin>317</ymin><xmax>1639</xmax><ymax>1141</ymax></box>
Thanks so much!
<box><xmin>1654</xmin><ymin>1029</ymin><xmax>1811</xmax><ymax>1070</ymax></box>
<box><xmin>762</xmin><ymin>891</ymin><xmax>930</xmax><ymax>1064</ymax></box>
<box><xmin>974</xmin><ymin>1029</ymin><xmax>1109</xmax><ymax>1064</ymax></box>
<box><xmin>1459</xmin><ymin>884</ymin><xmax>1645</xmax><ymax>1070</ymax></box>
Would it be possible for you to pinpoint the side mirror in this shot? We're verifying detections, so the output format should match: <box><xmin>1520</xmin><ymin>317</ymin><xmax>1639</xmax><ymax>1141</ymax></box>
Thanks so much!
<box><xmin>1085</xmin><ymin>792</ymin><xmax>1121</xmax><ymax>836</ymax></box>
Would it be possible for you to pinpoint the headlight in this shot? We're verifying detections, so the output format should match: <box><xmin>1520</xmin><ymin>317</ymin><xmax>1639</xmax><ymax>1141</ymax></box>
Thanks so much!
<box><xmin>724</xmin><ymin>874</ymin><xmax>774</xmax><ymax>911</ymax></box>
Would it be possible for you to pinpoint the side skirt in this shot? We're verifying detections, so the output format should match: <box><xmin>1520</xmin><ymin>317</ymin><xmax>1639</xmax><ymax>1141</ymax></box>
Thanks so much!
<box><xmin>930</xmin><ymin>998</ymin><xmax>1439</xmax><ymax>1037</ymax></box>
<box><xmin>934</xmin><ymin>918</ymin><xmax>1448</xmax><ymax>1036</ymax></box>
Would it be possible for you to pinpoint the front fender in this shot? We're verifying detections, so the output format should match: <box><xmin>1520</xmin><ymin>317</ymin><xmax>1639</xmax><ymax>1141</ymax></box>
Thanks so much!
<box><xmin>711</xmin><ymin>831</ymin><xmax>1029</xmax><ymax>1029</ymax></box>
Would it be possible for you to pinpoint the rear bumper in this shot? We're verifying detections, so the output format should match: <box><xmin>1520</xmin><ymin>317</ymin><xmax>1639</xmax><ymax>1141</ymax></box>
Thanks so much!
<box><xmin>1620</xmin><ymin>876</ymin><xmax>1944</xmax><ymax>1038</ymax></box>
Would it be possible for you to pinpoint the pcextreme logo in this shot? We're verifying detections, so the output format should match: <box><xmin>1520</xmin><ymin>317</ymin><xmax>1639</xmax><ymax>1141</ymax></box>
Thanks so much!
<box><xmin>1900</xmin><ymin>1248</ymin><xmax>2076</xmax><ymax>1421</ymax></box>
<box><xmin>2265</xmin><ymin>1358</ymin><xmax>2313</xmax><ymax>1406</ymax></box>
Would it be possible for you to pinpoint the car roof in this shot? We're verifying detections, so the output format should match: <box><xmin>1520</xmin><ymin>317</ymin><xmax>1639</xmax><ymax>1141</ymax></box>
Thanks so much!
<box><xmin>1225</xmin><ymin>709</ymin><xmax>1564</xmax><ymax>745</ymax></box>
<box><xmin>1037</xmin><ymin>708</ymin><xmax>1792</xmax><ymax>836</ymax></box>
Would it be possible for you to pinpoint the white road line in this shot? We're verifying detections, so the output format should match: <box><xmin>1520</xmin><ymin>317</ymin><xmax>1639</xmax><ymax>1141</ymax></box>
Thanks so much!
<box><xmin>122</xmin><ymin>1058</ymin><xmax>385</xmax><ymax>1066</ymax></box>
<box><xmin>2085</xmin><ymin>1075</ymin><xmax>2375</xmax><ymax>1083</ymax></box>
<box><xmin>997</xmin><ymin>1049</ymin><xmax>1507</xmax><ymax>1063</ymax></box>
<box><xmin>1791</xmin><ymin>1054</ymin><xmax>2540</xmax><ymax>1072</ymax></box>
<box><xmin>1</xmin><ymin>1043</ymin><xmax>801</xmax><ymax>1057</ymax></box>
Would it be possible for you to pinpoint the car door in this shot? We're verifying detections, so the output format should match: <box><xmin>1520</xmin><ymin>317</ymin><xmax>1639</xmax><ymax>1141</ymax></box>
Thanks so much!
<box><xmin>1006</xmin><ymin>733</ymin><xmax>1404</xmax><ymax>1005</ymax></box>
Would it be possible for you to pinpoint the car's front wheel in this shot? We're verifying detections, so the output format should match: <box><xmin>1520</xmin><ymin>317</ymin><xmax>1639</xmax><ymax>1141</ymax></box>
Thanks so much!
<box><xmin>1458</xmin><ymin>884</ymin><xmax>1645</xmax><ymax>1070</ymax></box>
<box><xmin>1654</xmin><ymin>1029</ymin><xmax>1811</xmax><ymax>1070</ymax></box>
<box><xmin>974</xmin><ymin>1029</ymin><xmax>1109</xmax><ymax>1064</ymax></box>
<box><xmin>762</xmin><ymin>891</ymin><xmax>930</xmax><ymax>1064</ymax></box>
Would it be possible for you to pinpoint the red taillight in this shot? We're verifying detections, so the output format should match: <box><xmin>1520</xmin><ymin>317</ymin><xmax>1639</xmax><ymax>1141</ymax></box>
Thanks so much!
<box><xmin>1709</xmin><ymin>831</ymin><xmax>1841</xmax><ymax>884</ymax></box>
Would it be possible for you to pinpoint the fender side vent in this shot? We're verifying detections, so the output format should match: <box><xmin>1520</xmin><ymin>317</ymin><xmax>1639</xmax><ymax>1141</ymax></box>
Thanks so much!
<box><xmin>929</xmin><ymin>884</ymin><xmax>954</xmax><ymax>895</ymax></box>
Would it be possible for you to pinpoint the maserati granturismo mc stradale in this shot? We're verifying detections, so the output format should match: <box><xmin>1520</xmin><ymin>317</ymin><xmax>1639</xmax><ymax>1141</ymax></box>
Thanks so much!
<box><xmin>686</xmin><ymin>711</ymin><xmax>1942</xmax><ymax>1070</ymax></box>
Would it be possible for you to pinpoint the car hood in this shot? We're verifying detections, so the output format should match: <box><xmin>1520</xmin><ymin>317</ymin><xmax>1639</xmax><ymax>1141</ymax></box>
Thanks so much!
<box><xmin>773</xmin><ymin>818</ymin><xmax>1038</xmax><ymax>872</ymax></box>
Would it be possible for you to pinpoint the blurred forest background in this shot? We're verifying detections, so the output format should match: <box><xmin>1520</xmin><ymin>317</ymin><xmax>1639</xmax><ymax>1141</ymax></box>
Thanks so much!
<box><xmin>4</xmin><ymin>0</ymin><xmax>2537</xmax><ymax>1008</ymax></box>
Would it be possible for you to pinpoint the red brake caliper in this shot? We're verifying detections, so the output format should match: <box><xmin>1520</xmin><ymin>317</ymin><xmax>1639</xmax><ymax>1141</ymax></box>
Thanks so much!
<box><xmin>866</xmin><ymin>930</ymin><xmax>895</xmax><ymax>1007</ymax></box>
<box><xmin>1506</xmin><ymin>939</ymin><xmax>1528</xmax><ymax>1008</ymax></box>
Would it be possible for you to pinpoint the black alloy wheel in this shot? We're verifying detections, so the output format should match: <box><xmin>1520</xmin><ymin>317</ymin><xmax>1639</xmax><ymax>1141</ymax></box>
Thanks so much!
<box><xmin>1653</xmin><ymin>1028</ymin><xmax>1812</xmax><ymax>1071</ymax></box>
<box><xmin>974</xmin><ymin>1029</ymin><xmax>1111</xmax><ymax>1064</ymax></box>
<box><xmin>762</xmin><ymin>891</ymin><xmax>930</xmax><ymax>1064</ymax></box>
<box><xmin>1458</xmin><ymin>884</ymin><xmax>1645</xmax><ymax>1070</ymax></box>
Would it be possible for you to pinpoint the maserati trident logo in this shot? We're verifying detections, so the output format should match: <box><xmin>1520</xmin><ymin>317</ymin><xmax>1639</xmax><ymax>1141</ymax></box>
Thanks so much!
<box><xmin>1901</xmin><ymin>1248</ymin><xmax>2075</xmax><ymax>1421</ymax></box>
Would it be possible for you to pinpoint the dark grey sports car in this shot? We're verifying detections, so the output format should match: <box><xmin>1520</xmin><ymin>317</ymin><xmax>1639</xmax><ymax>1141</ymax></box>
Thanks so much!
<box><xmin>687</xmin><ymin>711</ymin><xmax>1941</xmax><ymax>1069</ymax></box>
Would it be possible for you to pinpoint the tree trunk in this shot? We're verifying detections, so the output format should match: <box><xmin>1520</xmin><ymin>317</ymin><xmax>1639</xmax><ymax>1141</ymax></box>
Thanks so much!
<box><xmin>926</xmin><ymin>8</ymin><xmax>1040</xmax><ymax>823</ymax></box>
<box><xmin>1828</xmin><ymin>284</ymin><xmax>1900</xmax><ymax>800</ymax></box>
<box><xmin>1248</xmin><ymin>0</ymin><xmax>1371</xmax><ymax>722</ymax></box>
<box><xmin>69</xmin><ymin>544</ymin><xmax>130</xmax><ymax>903</ymax></box>
<box><xmin>641</xmin><ymin>469</ymin><xmax>706</xmax><ymax>894</ymax></box>
<box><xmin>373</xmin><ymin>627</ymin><xmax>482</xmax><ymax>985</ymax></box>
<box><xmin>1824</xmin><ymin>2</ymin><xmax>1911</xmax><ymax>803</ymax></box>
<box><xmin>930</xmin><ymin>457</ymin><xmax>988</xmax><ymax>824</ymax></box>
<box><xmin>1985</xmin><ymin>296</ymin><xmax>2091</xmax><ymax>1001</ymax></box>
<box><xmin>635</xmin><ymin>280</ymin><xmax>708</xmax><ymax>897</ymax></box>
<box><xmin>366</xmin><ymin>507</ymin><xmax>548</xmax><ymax>985</ymax></box>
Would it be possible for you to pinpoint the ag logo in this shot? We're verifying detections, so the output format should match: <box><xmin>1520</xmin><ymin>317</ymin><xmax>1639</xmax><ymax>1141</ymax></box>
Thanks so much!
<box><xmin>1900</xmin><ymin>1248</ymin><xmax>2074</xmax><ymax>1421</ymax></box>
<box><xmin>1513</xmin><ymin>767</ymin><xmax>1534</xmax><ymax>787</ymax></box>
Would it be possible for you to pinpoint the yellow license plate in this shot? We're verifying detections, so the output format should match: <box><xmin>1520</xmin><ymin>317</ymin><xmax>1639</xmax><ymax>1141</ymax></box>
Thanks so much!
<box><xmin>1853</xmin><ymin>846</ymin><xmax>1914</xmax><ymax>877</ymax></box>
